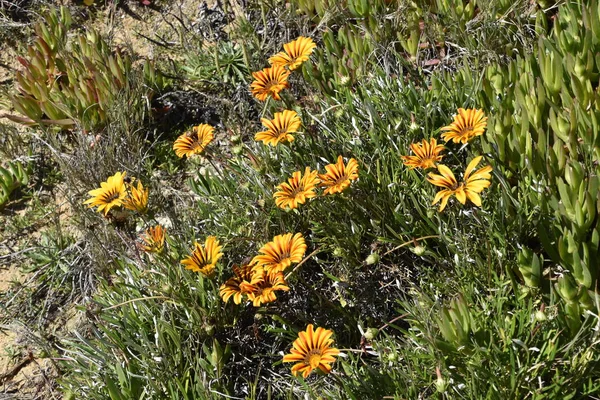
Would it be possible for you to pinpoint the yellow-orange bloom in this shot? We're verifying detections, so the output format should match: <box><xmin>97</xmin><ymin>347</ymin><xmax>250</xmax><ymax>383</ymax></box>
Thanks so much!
<box><xmin>251</xmin><ymin>233</ymin><xmax>306</xmax><ymax>276</ymax></box>
<box><xmin>274</xmin><ymin>167</ymin><xmax>320</xmax><ymax>210</ymax></box>
<box><xmin>173</xmin><ymin>124</ymin><xmax>214</xmax><ymax>158</ymax></box>
<box><xmin>282</xmin><ymin>324</ymin><xmax>340</xmax><ymax>378</ymax></box>
<box><xmin>181</xmin><ymin>236</ymin><xmax>223</xmax><ymax>277</ymax></box>
<box><xmin>319</xmin><ymin>156</ymin><xmax>359</xmax><ymax>195</ymax></box>
<box><xmin>240</xmin><ymin>268</ymin><xmax>289</xmax><ymax>307</ymax></box>
<box><xmin>269</xmin><ymin>36</ymin><xmax>317</xmax><ymax>71</ymax></box>
<box><xmin>123</xmin><ymin>180</ymin><xmax>149</xmax><ymax>213</ymax></box>
<box><xmin>255</xmin><ymin>110</ymin><xmax>302</xmax><ymax>146</ymax></box>
<box><xmin>83</xmin><ymin>171</ymin><xmax>128</xmax><ymax>216</ymax></box>
<box><xmin>139</xmin><ymin>225</ymin><xmax>166</xmax><ymax>254</ymax></box>
<box><xmin>426</xmin><ymin>156</ymin><xmax>492</xmax><ymax>211</ymax></box>
<box><xmin>458</xmin><ymin>156</ymin><xmax>493</xmax><ymax>207</ymax></box>
<box><xmin>219</xmin><ymin>264</ymin><xmax>254</xmax><ymax>304</ymax></box>
<box><xmin>250</xmin><ymin>65</ymin><xmax>290</xmax><ymax>101</ymax></box>
<box><xmin>440</xmin><ymin>108</ymin><xmax>487</xmax><ymax>144</ymax></box>
<box><xmin>401</xmin><ymin>138</ymin><xmax>445</xmax><ymax>169</ymax></box>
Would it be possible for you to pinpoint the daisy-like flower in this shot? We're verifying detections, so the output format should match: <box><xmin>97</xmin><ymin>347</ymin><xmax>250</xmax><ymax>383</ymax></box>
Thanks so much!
<box><xmin>139</xmin><ymin>225</ymin><xmax>166</xmax><ymax>254</ymax></box>
<box><xmin>269</xmin><ymin>36</ymin><xmax>317</xmax><ymax>71</ymax></box>
<box><xmin>219</xmin><ymin>264</ymin><xmax>254</xmax><ymax>304</ymax></box>
<box><xmin>251</xmin><ymin>233</ymin><xmax>307</xmax><ymax>276</ymax></box>
<box><xmin>319</xmin><ymin>156</ymin><xmax>359</xmax><ymax>195</ymax></box>
<box><xmin>274</xmin><ymin>167</ymin><xmax>320</xmax><ymax>210</ymax></box>
<box><xmin>173</xmin><ymin>124</ymin><xmax>215</xmax><ymax>158</ymax></box>
<box><xmin>440</xmin><ymin>108</ymin><xmax>488</xmax><ymax>144</ymax></box>
<box><xmin>240</xmin><ymin>268</ymin><xmax>290</xmax><ymax>307</ymax></box>
<box><xmin>401</xmin><ymin>138</ymin><xmax>445</xmax><ymax>169</ymax></box>
<box><xmin>83</xmin><ymin>171</ymin><xmax>128</xmax><ymax>216</ymax></box>
<box><xmin>255</xmin><ymin>110</ymin><xmax>302</xmax><ymax>146</ymax></box>
<box><xmin>181</xmin><ymin>236</ymin><xmax>223</xmax><ymax>277</ymax></box>
<box><xmin>250</xmin><ymin>65</ymin><xmax>290</xmax><ymax>101</ymax></box>
<box><xmin>282</xmin><ymin>324</ymin><xmax>340</xmax><ymax>378</ymax></box>
<box><xmin>426</xmin><ymin>165</ymin><xmax>460</xmax><ymax>212</ymax></box>
<box><xmin>426</xmin><ymin>156</ymin><xmax>492</xmax><ymax>212</ymax></box>
<box><xmin>458</xmin><ymin>156</ymin><xmax>493</xmax><ymax>207</ymax></box>
<box><xmin>123</xmin><ymin>179</ymin><xmax>149</xmax><ymax>213</ymax></box>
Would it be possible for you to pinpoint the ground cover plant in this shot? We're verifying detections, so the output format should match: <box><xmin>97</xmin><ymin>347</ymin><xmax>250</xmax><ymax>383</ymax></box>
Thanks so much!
<box><xmin>1</xmin><ymin>0</ymin><xmax>600</xmax><ymax>399</ymax></box>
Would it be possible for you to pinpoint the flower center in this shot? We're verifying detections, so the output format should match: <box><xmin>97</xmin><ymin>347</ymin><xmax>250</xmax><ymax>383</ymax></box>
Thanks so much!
<box><xmin>333</xmin><ymin>174</ymin><xmax>349</xmax><ymax>187</ymax></box>
<box><xmin>421</xmin><ymin>157</ymin><xmax>436</xmax><ymax>168</ymax></box>
<box><xmin>290</xmin><ymin>183</ymin><xmax>305</xmax><ymax>197</ymax></box>
<box><xmin>264</xmin><ymin>80</ymin><xmax>278</xmax><ymax>92</ymax></box>
<box><xmin>105</xmin><ymin>191</ymin><xmax>121</xmax><ymax>203</ymax></box>
<box><xmin>304</xmin><ymin>348</ymin><xmax>323</xmax><ymax>368</ymax></box>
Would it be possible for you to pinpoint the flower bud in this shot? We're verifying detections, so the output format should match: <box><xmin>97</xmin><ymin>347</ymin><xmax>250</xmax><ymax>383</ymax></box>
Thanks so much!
<box><xmin>364</xmin><ymin>327</ymin><xmax>379</xmax><ymax>341</ymax></box>
<box><xmin>535</xmin><ymin>310</ymin><xmax>547</xmax><ymax>322</ymax></box>
<box><xmin>365</xmin><ymin>253</ymin><xmax>380</xmax><ymax>265</ymax></box>
<box><xmin>410</xmin><ymin>245</ymin><xmax>426</xmax><ymax>256</ymax></box>
<box><xmin>232</xmin><ymin>145</ymin><xmax>244</xmax><ymax>155</ymax></box>
<box><xmin>436</xmin><ymin>376</ymin><xmax>448</xmax><ymax>393</ymax></box>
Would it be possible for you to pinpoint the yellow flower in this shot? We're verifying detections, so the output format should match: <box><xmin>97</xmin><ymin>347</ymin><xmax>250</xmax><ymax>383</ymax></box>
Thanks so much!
<box><xmin>458</xmin><ymin>156</ymin><xmax>493</xmax><ymax>207</ymax></box>
<box><xmin>139</xmin><ymin>225</ymin><xmax>166</xmax><ymax>254</ymax></box>
<box><xmin>401</xmin><ymin>138</ymin><xmax>445</xmax><ymax>169</ymax></box>
<box><xmin>219</xmin><ymin>264</ymin><xmax>254</xmax><ymax>304</ymax></box>
<box><xmin>251</xmin><ymin>233</ymin><xmax>306</xmax><ymax>276</ymax></box>
<box><xmin>319</xmin><ymin>156</ymin><xmax>359</xmax><ymax>195</ymax></box>
<box><xmin>240</xmin><ymin>268</ymin><xmax>289</xmax><ymax>307</ymax></box>
<box><xmin>426</xmin><ymin>156</ymin><xmax>492</xmax><ymax>211</ymax></box>
<box><xmin>426</xmin><ymin>165</ymin><xmax>459</xmax><ymax>212</ymax></box>
<box><xmin>123</xmin><ymin>179</ymin><xmax>149</xmax><ymax>213</ymax></box>
<box><xmin>274</xmin><ymin>167</ymin><xmax>320</xmax><ymax>210</ymax></box>
<box><xmin>255</xmin><ymin>110</ymin><xmax>302</xmax><ymax>146</ymax></box>
<box><xmin>282</xmin><ymin>324</ymin><xmax>340</xmax><ymax>378</ymax></box>
<box><xmin>173</xmin><ymin>124</ymin><xmax>214</xmax><ymax>158</ymax></box>
<box><xmin>269</xmin><ymin>36</ymin><xmax>317</xmax><ymax>71</ymax></box>
<box><xmin>250</xmin><ymin>65</ymin><xmax>290</xmax><ymax>101</ymax></box>
<box><xmin>440</xmin><ymin>108</ymin><xmax>487</xmax><ymax>144</ymax></box>
<box><xmin>83</xmin><ymin>171</ymin><xmax>128</xmax><ymax>216</ymax></box>
<box><xmin>181</xmin><ymin>236</ymin><xmax>223</xmax><ymax>277</ymax></box>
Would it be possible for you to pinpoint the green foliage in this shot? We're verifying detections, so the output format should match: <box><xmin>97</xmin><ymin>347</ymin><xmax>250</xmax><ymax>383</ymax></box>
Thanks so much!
<box><xmin>182</xmin><ymin>41</ymin><xmax>250</xmax><ymax>85</ymax></box>
<box><xmin>6</xmin><ymin>6</ymin><xmax>165</xmax><ymax>132</ymax></box>
<box><xmin>7</xmin><ymin>7</ymin><xmax>131</xmax><ymax>129</ymax></box>
<box><xmin>5</xmin><ymin>0</ymin><xmax>600</xmax><ymax>399</ymax></box>
<box><xmin>0</xmin><ymin>160</ymin><xmax>30</xmax><ymax>208</ymax></box>
<box><xmin>478</xmin><ymin>0</ymin><xmax>600</xmax><ymax>333</ymax></box>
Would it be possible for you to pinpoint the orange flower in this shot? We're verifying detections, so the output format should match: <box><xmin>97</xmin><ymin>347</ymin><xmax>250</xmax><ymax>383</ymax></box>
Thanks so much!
<box><xmin>181</xmin><ymin>236</ymin><xmax>223</xmax><ymax>277</ymax></box>
<box><xmin>139</xmin><ymin>225</ymin><xmax>166</xmax><ymax>254</ymax></box>
<box><xmin>269</xmin><ymin>36</ymin><xmax>317</xmax><ymax>71</ymax></box>
<box><xmin>282</xmin><ymin>324</ymin><xmax>340</xmax><ymax>378</ymax></box>
<box><xmin>251</xmin><ymin>233</ymin><xmax>306</xmax><ymax>277</ymax></box>
<box><xmin>173</xmin><ymin>124</ymin><xmax>214</xmax><ymax>158</ymax></box>
<box><xmin>440</xmin><ymin>108</ymin><xmax>487</xmax><ymax>144</ymax></box>
<box><xmin>401</xmin><ymin>138</ymin><xmax>445</xmax><ymax>169</ymax></box>
<box><xmin>319</xmin><ymin>156</ymin><xmax>359</xmax><ymax>195</ymax></box>
<box><xmin>219</xmin><ymin>264</ymin><xmax>255</xmax><ymax>304</ymax></box>
<box><xmin>123</xmin><ymin>179</ymin><xmax>149</xmax><ymax>213</ymax></box>
<box><xmin>426</xmin><ymin>156</ymin><xmax>492</xmax><ymax>211</ymax></box>
<box><xmin>255</xmin><ymin>110</ymin><xmax>302</xmax><ymax>146</ymax></box>
<box><xmin>83</xmin><ymin>171</ymin><xmax>128</xmax><ymax>216</ymax></box>
<box><xmin>240</xmin><ymin>269</ymin><xmax>289</xmax><ymax>307</ymax></box>
<box><xmin>274</xmin><ymin>167</ymin><xmax>320</xmax><ymax>210</ymax></box>
<box><xmin>250</xmin><ymin>65</ymin><xmax>290</xmax><ymax>101</ymax></box>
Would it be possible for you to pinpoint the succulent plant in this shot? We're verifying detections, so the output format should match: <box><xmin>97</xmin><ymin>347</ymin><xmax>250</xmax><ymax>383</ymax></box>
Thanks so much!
<box><xmin>0</xmin><ymin>160</ymin><xmax>30</xmax><ymax>208</ymax></box>
<box><xmin>5</xmin><ymin>7</ymin><xmax>133</xmax><ymax>132</ymax></box>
